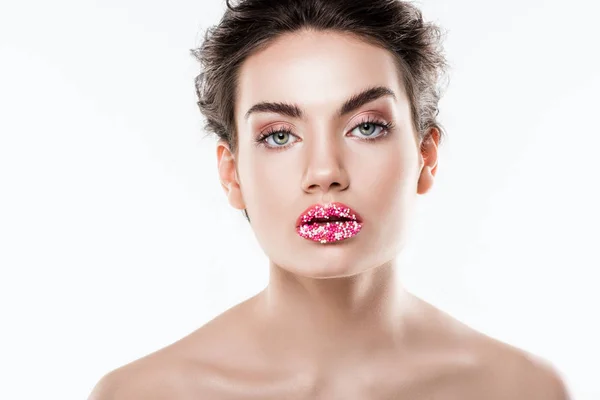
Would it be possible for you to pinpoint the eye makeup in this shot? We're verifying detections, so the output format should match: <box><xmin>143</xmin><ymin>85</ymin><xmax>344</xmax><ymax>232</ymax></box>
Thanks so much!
<box><xmin>253</xmin><ymin>115</ymin><xmax>396</xmax><ymax>151</ymax></box>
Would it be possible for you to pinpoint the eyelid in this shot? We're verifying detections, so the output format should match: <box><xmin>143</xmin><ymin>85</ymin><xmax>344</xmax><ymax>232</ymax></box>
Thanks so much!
<box><xmin>256</xmin><ymin>124</ymin><xmax>299</xmax><ymax>142</ymax></box>
<box><xmin>255</xmin><ymin>114</ymin><xmax>394</xmax><ymax>150</ymax></box>
<box><xmin>347</xmin><ymin>111</ymin><xmax>387</xmax><ymax>128</ymax></box>
<box><xmin>346</xmin><ymin>115</ymin><xmax>394</xmax><ymax>138</ymax></box>
<box><xmin>254</xmin><ymin>125</ymin><xmax>300</xmax><ymax>151</ymax></box>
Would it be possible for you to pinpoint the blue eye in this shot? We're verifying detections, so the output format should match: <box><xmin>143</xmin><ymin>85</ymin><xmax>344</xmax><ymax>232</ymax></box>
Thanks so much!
<box><xmin>256</xmin><ymin>127</ymin><xmax>299</xmax><ymax>150</ymax></box>
<box><xmin>254</xmin><ymin>117</ymin><xmax>395</xmax><ymax>151</ymax></box>
<box><xmin>349</xmin><ymin>121</ymin><xmax>385</xmax><ymax>139</ymax></box>
<box><xmin>265</xmin><ymin>131</ymin><xmax>299</xmax><ymax>147</ymax></box>
<box><xmin>346</xmin><ymin>116</ymin><xmax>395</xmax><ymax>140</ymax></box>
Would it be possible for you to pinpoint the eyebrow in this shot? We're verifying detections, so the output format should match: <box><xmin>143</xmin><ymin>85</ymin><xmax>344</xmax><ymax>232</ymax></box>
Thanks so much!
<box><xmin>243</xmin><ymin>85</ymin><xmax>397</xmax><ymax>121</ymax></box>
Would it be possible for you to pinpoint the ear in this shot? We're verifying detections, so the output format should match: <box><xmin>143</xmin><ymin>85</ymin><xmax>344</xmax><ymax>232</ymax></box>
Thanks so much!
<box><xmin>216</xmin><ymin>140</ymin><xmax>246</xmax><ymax>210</ymax></box>
<box><xmin>417</xmin><ymin>127</ymin><xmax>440</xmax><ymax>195</ymax></box>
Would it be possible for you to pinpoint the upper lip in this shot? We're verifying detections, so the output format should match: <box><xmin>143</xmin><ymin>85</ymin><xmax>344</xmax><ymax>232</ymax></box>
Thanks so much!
<box><xmin>295</xmin><ymin>201</ymin><xmax>363</xmax><ymax>228</ymax></box>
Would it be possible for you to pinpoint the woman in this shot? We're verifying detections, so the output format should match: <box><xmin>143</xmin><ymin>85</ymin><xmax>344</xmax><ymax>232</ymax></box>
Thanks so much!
<box><xmin>89</xmin><ymin>0</ymin><xmax>570</xmax><ymax>398</ymax></box>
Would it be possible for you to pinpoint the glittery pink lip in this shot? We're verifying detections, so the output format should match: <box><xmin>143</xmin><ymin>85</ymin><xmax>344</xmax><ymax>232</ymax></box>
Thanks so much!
<box><xmin>295</xmin><ymin>202</ymin><xmax>363</xmax><ymax>244</ymax></box>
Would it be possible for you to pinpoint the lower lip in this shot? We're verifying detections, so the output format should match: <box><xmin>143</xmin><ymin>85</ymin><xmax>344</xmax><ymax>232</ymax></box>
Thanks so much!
<box><xmin>296</xmin><ymin>220</ymin><xmax>362</xmax><ymax>243</ymax></box>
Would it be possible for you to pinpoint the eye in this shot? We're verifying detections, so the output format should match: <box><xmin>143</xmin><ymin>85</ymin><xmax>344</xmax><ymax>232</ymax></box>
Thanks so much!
<box><xmin>267</xmin><ymin>131</ymin><xmax>295</xmax><ymax>146</ymax></box>
<box><xmin>255</xmin><ymin>126</ymin><xmax>300</xmax><ymax>150</ymax></box>
<box><xmin>351</xmin><ymin>122</ymin><xmax>381</xmax><ymax>138</ymax></box>
<box><xmin>347</xmin><ymin>118</ymin><xmax>393</xmax><ymax>140</ymax></box>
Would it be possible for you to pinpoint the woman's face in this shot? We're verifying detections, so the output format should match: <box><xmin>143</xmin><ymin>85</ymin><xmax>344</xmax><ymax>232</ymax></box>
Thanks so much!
<box><xmin>219</xmin><ymin>30</ymin><xmax>438</xmax><ymax>278</ymax></box>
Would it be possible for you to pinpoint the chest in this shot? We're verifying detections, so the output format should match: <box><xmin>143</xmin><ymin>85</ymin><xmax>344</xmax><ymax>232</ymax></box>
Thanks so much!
<box><xmin>189</xmin><ymin>363</ymin><xmax>488</xmax><ymax>400</ymax></box>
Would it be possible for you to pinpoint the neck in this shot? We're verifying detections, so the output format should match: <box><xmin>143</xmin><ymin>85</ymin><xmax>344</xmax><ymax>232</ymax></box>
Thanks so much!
<box><xmin>256</xmin><ymin>259</ymin><xmax>415</xmax><ymax>366</ymax></box>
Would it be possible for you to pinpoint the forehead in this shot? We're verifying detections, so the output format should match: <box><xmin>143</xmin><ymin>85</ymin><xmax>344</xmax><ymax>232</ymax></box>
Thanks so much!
<box><xmin>235</xmin><ymin>30</ymin><xmax>407</xmax><ymax>122</ymax></box>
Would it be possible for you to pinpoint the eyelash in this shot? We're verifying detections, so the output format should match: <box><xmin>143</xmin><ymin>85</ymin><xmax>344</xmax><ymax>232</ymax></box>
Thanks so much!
<box><xmin>254</xmin><ymin>116</ymin><xmax>396</xmax><ymax>151</ymax></box>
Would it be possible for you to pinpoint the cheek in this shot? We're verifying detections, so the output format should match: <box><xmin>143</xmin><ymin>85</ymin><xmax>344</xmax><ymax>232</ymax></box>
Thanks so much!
<box><xmin>361</xmin><ymin>148</ymin><xmax>419</xmax><ymax>247</ymax></box>
<box><xmin>239</xmin><ymin>153</ymin><xmax>298</xmax><ymax>215</ymax></box>
<box><xmin>355</xmin><ymin>144</ymin><xmax>417</xmax><ymax>201</ymax></box>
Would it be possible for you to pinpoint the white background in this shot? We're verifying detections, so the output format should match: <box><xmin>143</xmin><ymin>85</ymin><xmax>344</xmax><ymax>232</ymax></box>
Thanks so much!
<box><xmin>1</xmin><ymin>0</ymin><xmax>598</xmax><ymax>398</ymax></box>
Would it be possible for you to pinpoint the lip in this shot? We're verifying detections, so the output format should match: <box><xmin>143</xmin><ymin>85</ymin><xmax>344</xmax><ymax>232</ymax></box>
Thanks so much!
<box><xmin>295</xmin><ymin>201</ymin><xmax>363</xmax><ymax>228</ymax></box>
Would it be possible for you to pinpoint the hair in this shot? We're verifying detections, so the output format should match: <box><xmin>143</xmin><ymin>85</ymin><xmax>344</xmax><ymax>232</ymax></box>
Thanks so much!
<box><xmin>191</xmin><ymin>0</ymin><xmax>449</xmax><ymax>222</ymax></box>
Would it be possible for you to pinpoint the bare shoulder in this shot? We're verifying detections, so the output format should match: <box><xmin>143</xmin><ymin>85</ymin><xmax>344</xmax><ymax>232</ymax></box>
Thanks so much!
<box><xmin>86</xmin><ymin>331</ymin><xmax>235</xmax><ymax>400</ymax></box>
<box><xmin>87</xmin><ymin>296</ymin><xmax>261</xmax><ymax>400</ymax></box>
<box><xmin>86</xmin><ymin>349</ymin><xmax>202</xmax><ymax>400</ymax></box>
<box><xmin>448</xmin><ymin>322</ymin><xmax>571</xmax><ymax>399</ymax></box>
<box><xmin>410</xmin><ymin>298</ymin><xmax>570</xmax><ymax>399</ymax></box>
<box><xmin>477</xmin><ymin>338</ymin><xmax>571</xmax><ymax>400</ymax></box>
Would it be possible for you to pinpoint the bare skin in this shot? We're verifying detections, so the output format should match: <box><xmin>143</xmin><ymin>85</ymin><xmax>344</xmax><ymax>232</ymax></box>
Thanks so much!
<box><xmin>89</xmin><ymin>287</ymin><xmax>568</xmax><ymax>399</ymax></box>
<box><xmin>88</xmin><ymin>29</ymin><xmax>569</xmax><ymax>399</ymax></box>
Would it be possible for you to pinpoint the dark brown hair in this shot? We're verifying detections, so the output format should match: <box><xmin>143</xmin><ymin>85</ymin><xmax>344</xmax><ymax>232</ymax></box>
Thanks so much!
<box><xmin>191</xmin><ymin>0</ymin><xmax>449</xmax><ymax>222</ymax></box>
<box><xmin>191</xmin><ymin>0</ymin><xmax>448</xmax><ymax>155</ymax></box>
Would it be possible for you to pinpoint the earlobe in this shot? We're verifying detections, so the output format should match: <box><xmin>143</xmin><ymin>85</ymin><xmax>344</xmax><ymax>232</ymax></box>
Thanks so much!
<box><xmin>417</xmin><ymin>128</ymin><xmax>440</xmax><ymax>195</ymax></box>
<box><xmin>216</xmin><ymin>140</ymin><xmax>246</xmax><ymax>210</ymax></box>
<box><xmin>417</xmin><ymin>166</ymin><xmax>434</xmax><ymax>194</ymax></box>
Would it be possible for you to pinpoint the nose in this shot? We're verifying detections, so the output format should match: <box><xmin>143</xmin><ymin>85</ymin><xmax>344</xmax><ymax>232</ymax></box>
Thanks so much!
<box><xmin>301</xmin><ymin>136</ymin><xmax>349</xmax><ymax>195</ymax></box>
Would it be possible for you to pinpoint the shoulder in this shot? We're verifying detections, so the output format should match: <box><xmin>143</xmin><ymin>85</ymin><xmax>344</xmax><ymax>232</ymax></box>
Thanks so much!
<box><xmin>87</xmin><ymin>298</ymin><xmax>261</xmax><ymax>400</ymax></box>
<box><xmin>85</xmin><ymin>323</ymin><xmax>236</xmax><ymax>400</ymax></box>
<box><xmin>410</xmin><ymin>299</ymin><xmax>570</xmax><ymax>399</ymax></box>
<box><xmin>86</xmin><ymin>353</ymin><xmax>199</xmax><ymax>400</ymax></box>
<box><xmin>472</xmin><ymin>337</ymin><xmax>571</xmax><ymax>400</ymax></box>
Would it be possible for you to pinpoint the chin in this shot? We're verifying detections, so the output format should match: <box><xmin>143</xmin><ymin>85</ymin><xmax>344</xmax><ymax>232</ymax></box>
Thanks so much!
<box><xmin>277</xmin><ymin>245</ymin><xmax>376</xmax><ymax>279</ymax></box>
<box><xmin>282</xmin><ymin>264</ymin><xmax>366</xmax><ymax>279</ymax></box>
<box><xmin>262</xmin><ymin>225</ymin><xmax>400</xmax><ymax>279</ymax></box>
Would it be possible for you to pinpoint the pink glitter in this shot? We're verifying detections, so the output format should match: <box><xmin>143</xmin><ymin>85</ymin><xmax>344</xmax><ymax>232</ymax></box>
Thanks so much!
<box><xmin>296</xmin><ymin>203</ymin><xmax>363</xmax><ymax>243</ymax></box>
